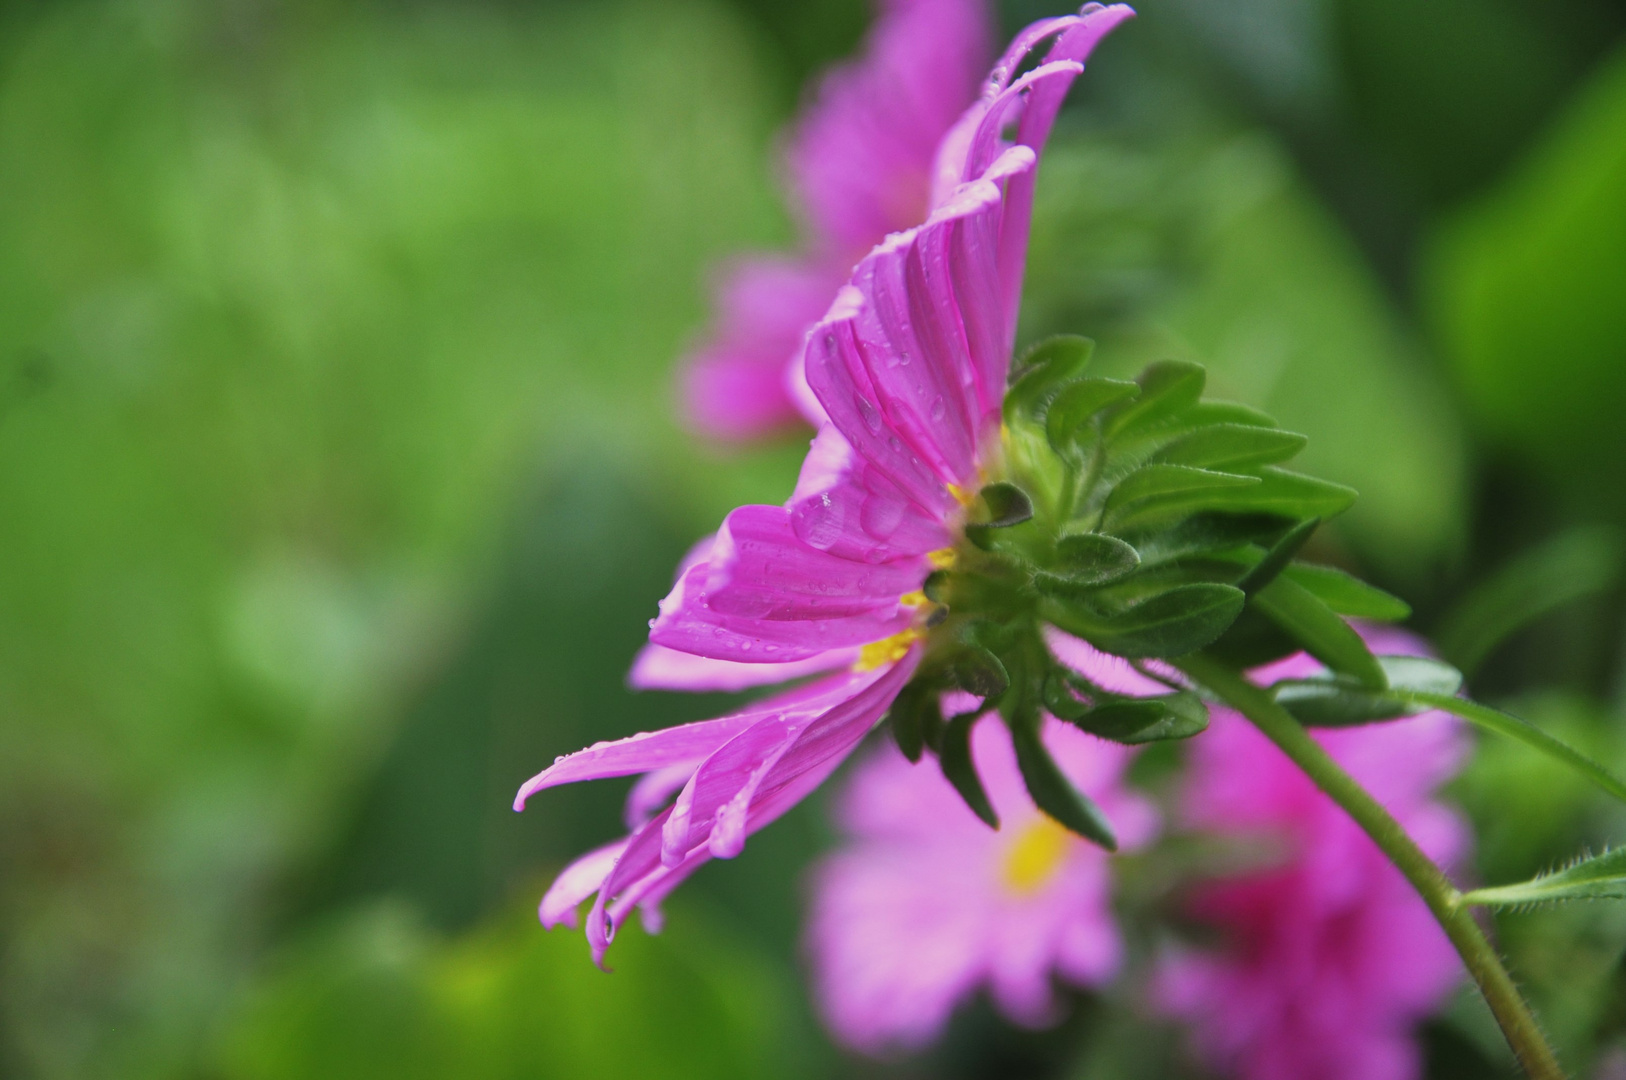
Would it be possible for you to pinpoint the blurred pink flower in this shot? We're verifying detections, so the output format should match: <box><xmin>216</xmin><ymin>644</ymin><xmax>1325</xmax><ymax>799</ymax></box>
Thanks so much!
<box><xmin>807</xmin><ymin>709</ymin><xmax>1157</xmax><ymax>1053</ymax></box>
<box><xmin>515</xmin><ymin>6</ymin><xmax>1135</xmax><ymax>966</ymax></box>
<box><xmin>1154</xmin><ymin>628</ymin><xmax>1470</xmax><ymax>1080</ymax></box>
<box><xmin>679</xmin><ymin>0</ymin><xmax>992</xmax><ymax>440</ymax></box>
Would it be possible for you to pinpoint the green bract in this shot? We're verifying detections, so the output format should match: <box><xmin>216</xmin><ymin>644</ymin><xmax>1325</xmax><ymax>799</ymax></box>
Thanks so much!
<box><xmin>889</xmin><ymin>340</ymin><xmax>1406</xmax><ymax>843</ymax></box>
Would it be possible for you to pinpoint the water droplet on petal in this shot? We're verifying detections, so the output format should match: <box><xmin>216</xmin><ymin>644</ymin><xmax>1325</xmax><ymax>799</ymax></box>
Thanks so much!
<box><xmin>930</xmin><ymin>396</ymin><xmax>946</xmax><ymax>421</ymax></box>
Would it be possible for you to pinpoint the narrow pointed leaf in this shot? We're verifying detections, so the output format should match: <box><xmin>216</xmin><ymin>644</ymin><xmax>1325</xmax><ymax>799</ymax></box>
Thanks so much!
<box><xmin>1152</xmin><ymin>423</ymin><xmax>1308</xmax><ymax>470</ymax></box>
<box><xmin>1436</xmin><ymin>526</ymin><xmax>1623</xmax><ymax>676</ymax></box>
<box><xmin>1043</xmin><ymin>583</ymin><xmax>1245</xmax><ymax>659</ymax></box>
<box><xmin>888</xmin><ymin>681</ymin><xmax>942</xmax><ymax>763</ymax></box>
<box><xmin>1283</xmin><ymin>564</ymin><xmax>1412</xmax><ymax>621</ymax></box>
<box><xmin>1252</xmin><ymin>576</ymin><xmax>1386</xmax><ymax>689</ymax></box>
<box><xmin>1237</xmin><ymin>467</ymin><xmax>1358</xmax><ymax>520</ymax></box>
<box><xmin>1235</xmin><ymin>518</ymin><xmax>1320</xmax><ymax>596</ymax></box>
<box><xmin>1463</xmin><ymin>848</ymin><xmax>1626</xmax><ymax>907</ymax></box>
<box><xmin>1272</xmin><ymin>658</ymin><xmax>1463</xmax><ymax>727</ymax></box>
<box><xmin>1075</xmin><ymin>692</ymin><xmax>1209</xmax><ymax>744</ymax></box>
<box><xmin>1010</xmin><ymin>711</ymin><xmax>1118</xmax><ymax>850</ymax></box>
<box><xmin>1393</xmin><ymin>690</ymin><xmax>1626</xmax><ymax>807</ymax></box>
<box><xmin>940</xmin><ymin>711</ymin><xmax>998</xmax><ymax>828</ymax></box>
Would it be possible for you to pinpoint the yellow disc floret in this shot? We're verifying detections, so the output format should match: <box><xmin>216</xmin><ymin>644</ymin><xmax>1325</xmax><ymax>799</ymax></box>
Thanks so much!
<box><xmin>1001</xmin><ymin>814</ymin><xmax>1073</xmax><ymax>896</ymax></box>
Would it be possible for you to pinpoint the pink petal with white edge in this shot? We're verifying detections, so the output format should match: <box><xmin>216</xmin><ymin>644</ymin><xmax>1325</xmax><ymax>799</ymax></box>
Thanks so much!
<box><xmin>627</xmin><ymin>641</ymin><xmax>856</xmax><ymax>693</ymax></box>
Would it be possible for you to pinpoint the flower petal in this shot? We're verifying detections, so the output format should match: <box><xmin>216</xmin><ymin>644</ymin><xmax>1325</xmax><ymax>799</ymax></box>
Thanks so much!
<box><xmin>789</xmin><ymin>425</ymin><xmax>955</xmax><ymax>562</ymax></box>
<box><xmin>705</xmin><ymin>504</ymin><xmax>924</xmax><ymax>619</ymax></box>
<box><xmin>539</xmin><ymin>840</ymin><xmax>625</xmax><ymax>929</ymax></box>
<box><xmin>627</xmin><ymin>641</ymin><xmax>856</xmax><ymax>692</ymax></box>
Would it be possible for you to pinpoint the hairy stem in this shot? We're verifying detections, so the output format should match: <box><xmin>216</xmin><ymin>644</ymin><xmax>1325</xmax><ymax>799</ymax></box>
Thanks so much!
<box><xmin>1175</xmin><ymin>653</ymin><xmax>1565</xmax><ymax>1080</ymax></box>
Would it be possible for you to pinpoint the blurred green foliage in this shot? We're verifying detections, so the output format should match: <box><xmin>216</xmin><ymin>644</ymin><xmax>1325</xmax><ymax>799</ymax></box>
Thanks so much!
<box><xmin>1427</xmin><ymin>42</ymin><xmax>1626</xmax><ymax>509</ymax></box>
<box><xmin>0</xmin><ymin>0</ymin><xmax>1624</xmax><ymax>1078</ymax></box>
<box><xmin>215</xmin><ymin>899</ymin><xmax>792</xmax><ymax>1080</ymax></box>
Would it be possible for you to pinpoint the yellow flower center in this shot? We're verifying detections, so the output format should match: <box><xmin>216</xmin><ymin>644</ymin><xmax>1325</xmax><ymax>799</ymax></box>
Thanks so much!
<box><xmin>856</xmin><ymin>628</ymin><xmax>921</xmax><ymax>671</ymax></box>
<box><xmin>1001</xmin><ymin>815</ymin><xmax>1073</xmax><ymax>896</ymax></box>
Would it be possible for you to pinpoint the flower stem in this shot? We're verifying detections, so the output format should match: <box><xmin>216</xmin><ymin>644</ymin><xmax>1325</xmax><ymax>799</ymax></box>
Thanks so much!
<box><xmin>1175</xmin><ymin>652</ymin><xmax>1566</xmax><ymax>1080</ymax></box>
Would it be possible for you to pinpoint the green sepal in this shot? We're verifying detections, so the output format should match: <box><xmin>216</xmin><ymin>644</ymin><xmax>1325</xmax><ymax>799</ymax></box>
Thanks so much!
<box><xmin>951</xmin><ymin>644</ymin><xmax>1010</xmax><ymax>699</ymax></box>
<box><xmin>1102</xmin><ymin>465</ymin><xmax>1261</xmax><ymax>532</ymax></box>
<box><xmin>1045</xmin><ymin>377</ymin><xmax>1140</xmax><ymax>459</ymax></box>
<box><xmin>1129</xmin><ymin>513</ymin><xmax>1287</xmax><ymax>567</ymax></box>
<box><xmin>1009</xmin><ymin>707</ymin><xmax>1118</xmax><ymax>850</ymax></box>
<box><xmin>980</xmin><ymin>483</ymin><xmax>1034</xmax><ymax>528</ymax></box>
<box><xmin>1102</xmin><ymin>360</ymin><xmax>1206</xmax><ymax>439</ymax></box>
<box><xmin>1236</xmin><ymin>468</ymin><xmax>1358</xmax><ymax>520</ymax></box>
<box><xmin>1280</xmin><ymin>564</ymin><xmax>1411</xmax><ymax>621</ymax></box>
<box><xmin>1235</xmin><ymin>518</ymin><xmax>1320</xmax><ymax>596</ymax></box>
<box><xmin>1251</xmin><ymin>576</ymin><xmax>1386</xmax><ymax>689</ymax></box>
<box><xmin>1004</xmin><ymin>335</ymin><xmax>1096</xmax><ymax>423</ymax></box>
<box><xmin>1035</xmin><ymin>532</ymin><xmax>1141</xmax><ymax>593</ymax></box>
<box><xmin>940</xmin><ymin>710</ymin><xmax>999</xmax><ymax>828</ymax></box>
<box><xmin>1041</xmin><ymin>669</ymin><xmax>1091</xmax><ymax>722</ymax></box>
<box><xmin>1043</xmin><ymin>583</ymin><xmax>1246</xmax><ymax>659</ymax></box>
<box><xmin>1072</xmin><ymin>692</ymin><xmax>1210</xmax><ymax>744</ymax></box>
<box><xmin>1271</xmin><ymin>656</ymin><xmax>1464</xmax><ymax>727</ymax></box>
<box><xmin>1463</xmin><ymin>848</ymin><xmax>1626</xmax><ymax>908</ymax></box>
<box><xmin>922</xmin><ymin>569</ymin><xmax>951</xmax><ymax>604</ymax></box>
<box><xmin>1151</xmin><ymin>423</ymin><xmax>1308</xmax><ymax>470</ymax></box>
<box><xmin>887</xmin><ymin>680</ymin><xmax>943</xmax><ymax>763</ymax></box>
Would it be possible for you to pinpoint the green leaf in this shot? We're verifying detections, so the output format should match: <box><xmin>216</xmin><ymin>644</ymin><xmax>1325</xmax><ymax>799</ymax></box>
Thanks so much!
<box><xmin>1102</xmin><ymin>465</ymin><xmax>1261</xmax><ymax>531</ymax></box>
<box><xmin>1043</xmin><ymin>583</ymin><xmax>1246</xmax><ymax>659</ymax></box>
<box><xmin>1009</xmin><ymin>709</ymin><xmax>1118</xmax><ymax>850</ymax></box>
<box><xmin>1233</xmin><ymin>468</ymin><xmax>1358</xmax><ymax>520</ymax></box>
<box><xmin>951</xmin><ymin>645</ymin><xmax>1010</xmax><ymax>699</ymax></box>
<box><xmin>887</xmin><ymin>681</ymin><xmax>942</xmax><ymax>763</ymax></box>
<box><xmin>1044</xmin><ymin>377</ymin><xmax>1140</xmax><ymax>457</ymax></box>
<box><xmin>1074</xmin><ymin>692</ymin><xmax>1210</xmax><ymax>744</ymax></box>
<box><xmin>1272</xmin><ymin>657</ymin><xmax>1464</xmax><ymax>727</ymax></box>
<box><xmin>940</xmin><ymin>711</ymin><xmax>999</xmax><ymax>828</ymax></box>
<box><xmin>1103</xmin><ymin>360</ymin><xmax>1206</xmax><ymax>439</ymax></box>
<box><xmin>1463</xmin><ymin>848</ymin><xmax>1626</xmax><ymax>907</ymax></box>
<box><xmin>1281</xmin><ymin>563</ymin><xmax>1412</xmax><ymax>620</ymax></box>
<box><xmin>1251</xmin><ymin>576</ymin><xmax>1386</xmax><ymax>688</ymax></box>
<box><xmin>1152</xmin><ymin>423</ymin><xmax>1308</xmax><ymax>470</ymax></box>
<box><xmin>979</xmin><ymin>483</ymin><xmax>1034</xmax><ymax>528</ymax></box>
<box><xmin>1393</xmin><ymin>690</ymin><xmax>1626</xmax><ymax>807</ymax></box>
<box><xmin>1004</xmin><ymin>335</ymin><xmax>1097</xmax><ymax>422</ymax></box>
<box><xmin>1046</xmin><ymin>532</ymin><xmax>1141</xmax><ymax>587</ymax></box>
<box><xmin>1435</xmin><ymin>526</ymin><xmax>1622</xmax><ymax>676</ymax></box>
<box><xmin>1041</xmin><ymin>670</ymin><xmax>1090</xmax><ymax>721</ymax></box>
<box><xmin>1235</xmin><ymin>518</ymin><xmax>1320</xmax><ymax>596</ymax></box>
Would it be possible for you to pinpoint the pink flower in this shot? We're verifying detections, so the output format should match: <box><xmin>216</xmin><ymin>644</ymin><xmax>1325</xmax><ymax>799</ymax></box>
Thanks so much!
<box><xmin>1154</xmin><ymin>628</ymin><xmax>1470</xmax><ymax>1080</ymax></box>
<box><xmin>679</xmin><ymin>0</ymin><xmax>993</xmax><ymax>440</ymax></box>
<box><xmin>807</xmin><ymin>710</ymin><xmax>1158</xmax><ymax>1053</ymax></box>
<box><xmin>515</xmin><ymin>6</ymin><xmax>1136</xmax><ymax>966</ymax></box>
